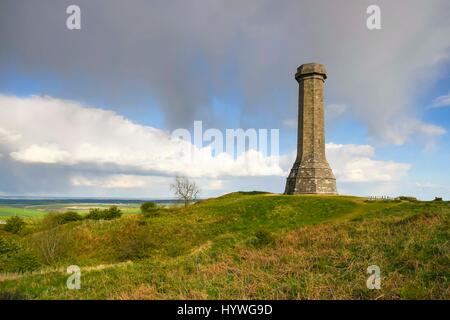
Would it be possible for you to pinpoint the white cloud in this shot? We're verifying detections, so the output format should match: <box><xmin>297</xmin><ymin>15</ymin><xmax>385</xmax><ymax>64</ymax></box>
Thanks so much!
<box><xmin>0</xmin><ymin>127</ymin><xmax>21</xmax><ymax>144</ymax></box>
<box><xmin>282</xmin><ymin>118</ymin><xmax>297</xmax><ymax>129</ymax></box>
<box><xmin>207</xmin><ymin>180</ymin><xmax>224</xmax><ymax>190</ymax></box>
<box><xmin>12</xmin><ymin>144</ymin><xmax>73</xmax><ymax>164</ymax></box>
<box><xmin>0</xmin><ymin>95</ymin><xmax>284</xmax><ymax>178</ymax></box>
<box><xmin>71</xmin><ymin>175</ymin><xmax>146</xmax><ymax>189</ymax></box>
<box><xmin>431</xmin><ymin>92</ymin><xmax>450</xmax><ymax>108</ymax></box>
<box><xmin>416</xmin><ymin>123</ymin><xmax>447</xmax><ymax>136</ymax></box>
<box><xmin>326</xmin><ymin>104</ymin><xmax>347</xmax><ymax>119</ymax></box>
<box><xmin>326</xmin><ymin>143</ymin><xmax>410</xmax><ymax>182</ymax></box>
<box><xmin>281</xmin><ymin>143</ymin><xmax>410</xmax><ymax>183</ymax></box>
<box><xmin>379</xmin><ymin>120</ymin><xmax>446</xmax><ymax>145</ymax></box>
<box><xmin>415</xmin><ymin>181</ymin><xmax>436</xmax><ymax>188</ymax></box>
<box><xmin>9</xmin><ymin>94</ymin><xmax>417</xmax><ymax>196</ymax></box>
<box><xmin>70</xmin><ymin>176</ymin><xmax>96</xmax><ymax>187</ymax></box>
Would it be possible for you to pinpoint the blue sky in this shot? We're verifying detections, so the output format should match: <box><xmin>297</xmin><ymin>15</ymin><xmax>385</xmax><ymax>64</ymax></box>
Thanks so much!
<box><xmin>0</xmin><ymin>0</ymin><xmax>449</xmax><ymax>199</ymax></box>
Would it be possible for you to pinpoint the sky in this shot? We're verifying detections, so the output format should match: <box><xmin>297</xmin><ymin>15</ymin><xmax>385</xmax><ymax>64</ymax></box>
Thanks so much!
<box><xmin>0</xmin><ymin>0</ymin><xmax>449</xmax><ymax>199</ymax></box>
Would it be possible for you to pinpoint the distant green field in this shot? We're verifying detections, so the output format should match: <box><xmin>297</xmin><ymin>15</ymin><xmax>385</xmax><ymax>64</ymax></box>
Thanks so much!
<box><xmin>0</xmin><ymin>204</ymin><xmax>141</xmax><ymax>218</ymax></box>
<box><xmin>0</xmin><ymin>206</ymin><xmax>45</xmax><ymax>218</ymax></box>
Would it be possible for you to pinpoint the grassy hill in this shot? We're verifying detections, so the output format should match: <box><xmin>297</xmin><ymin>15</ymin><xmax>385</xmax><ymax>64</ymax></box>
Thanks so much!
<box><xmin>0</xmin><ymin>192</ymin><xmax>448</xmax><ymax>299</ymax></box>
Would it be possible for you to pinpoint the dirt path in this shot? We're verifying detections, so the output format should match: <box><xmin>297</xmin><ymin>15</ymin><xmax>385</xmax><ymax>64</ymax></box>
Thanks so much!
<box><xmin>0</xmin><ymin>260</ymin><xmax>133</xmax><ymax>282</ymax></box>
<box><xmin>333</xmin><ymin>199</ymin><xmax>402</xmax><ymax>223</ymax></box>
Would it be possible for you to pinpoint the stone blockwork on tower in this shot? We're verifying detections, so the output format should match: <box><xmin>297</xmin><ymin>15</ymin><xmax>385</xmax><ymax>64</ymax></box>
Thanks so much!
<box><xmin>285</xmin><ymin>63</ymin><xmax>337</xmax><ymax>194</ymax></box>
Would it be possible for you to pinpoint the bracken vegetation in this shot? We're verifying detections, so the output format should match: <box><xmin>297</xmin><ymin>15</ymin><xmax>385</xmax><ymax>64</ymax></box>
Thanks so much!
<box><xmin>0</xmin><ymin>193</ymin><xmax>448</xmax><ymax>299</ymax></box>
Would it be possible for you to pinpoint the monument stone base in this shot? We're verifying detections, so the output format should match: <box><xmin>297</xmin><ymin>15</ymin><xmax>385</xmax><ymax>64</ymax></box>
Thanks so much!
<box><xmin>285</xmin><ymin>160</ymin><xmax>337</xmax><ymax>194</ymax></box>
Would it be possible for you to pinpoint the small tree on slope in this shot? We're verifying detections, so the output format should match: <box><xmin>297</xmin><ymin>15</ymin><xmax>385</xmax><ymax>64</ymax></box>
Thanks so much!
<box><xmin>170</xmin><ymin>176</ymin><xmax>200</xmax><ymax>207</ymax></box>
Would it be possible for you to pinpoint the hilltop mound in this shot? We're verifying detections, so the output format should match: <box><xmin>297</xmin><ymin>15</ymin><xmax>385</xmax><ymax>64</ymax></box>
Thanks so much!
<box><xmin>0</xmin><ymin>193</ymin><xmax>448</xmax><ymax>299</ymax></box>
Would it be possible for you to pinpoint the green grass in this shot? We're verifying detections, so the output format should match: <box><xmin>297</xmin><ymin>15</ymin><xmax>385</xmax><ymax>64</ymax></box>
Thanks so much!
<box><xmin>0</xmin><ymin>193</ymin><xmax>448</xmax><ymax>299</ymax></box>
<box><xmin>0</xmin><ymin>204</ymin><xmax>141</xmax><ymax>219</ymax></box>
<box><xmin>0</xmin><ymin>206</ymin><xmax>45</xmax><ymax>218</ymax></box>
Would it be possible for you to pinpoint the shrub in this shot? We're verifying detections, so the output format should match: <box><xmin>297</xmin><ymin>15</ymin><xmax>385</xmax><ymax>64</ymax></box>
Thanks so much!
<box><xmin>85</xmin><ymin>208</ymin><xmax>103</xmax><ymax>220</ymax></box>
<box><xmin>104</xmin><ymin>206</ymin><xmax>122</xmax><ymax>220</ymax></box>
<box><xmin>433</xmin><ymin>197</ymin><xmax>443</xmax><ymax>202</ymax></box>
<box><xmin>0</xmin><ymin>289</ymin><xmax>26</xmax><ymax>300</ymax></box>
<box><xmin>247</xmin><ymin>230</ymin><xmax>275</xmax><ymax>248</ymax></box>
<box><xmin>42</xmin><ymin>211</ymin><xmax>83</xmax><ymax>228</ymax></box>
<box><xmin>0</xmin><ymin>237</ymin><xmax>40</xmax><ymax>273</ymax></box>
<box><xmin>398</xmin><ymin>196</ymin><xmax>418</xmax><ymax>202</ymax></box>
<box><xmin>4</xmin><ymin>216</ymin><xmax>25</xmax><ymax>234</ymax></box>
<box><xmin>85</xmin><ymin>206</ymin><xmax>122</xmax><ymax>220</ymax></box>
<box><xmin>57</xmin><ymin>211</ymin><xmax>83</xmax><ymax>224</ymax></box>
<box><xmin>140</xmin><ymin>202</ymin><xmax>159</xmax><ymax>217</ymax></box>
<box><xmin>112</xmin><ymin>221</ymin><xmax>153</xmax><ymax>260</ymax></box>
<box><xmin>29</xmin><ymin>228</ymin><xmax>72</xmax><ymax>265</ymax></box>
<box><xmin>0</xmin><ymin>236</ymin><xmax>19</xmax><ymax>254</ymax></box>
<box><xmin>3</xmin><ymin>251</ymin><xmax>41</xmax><ymax>273</ymax></box>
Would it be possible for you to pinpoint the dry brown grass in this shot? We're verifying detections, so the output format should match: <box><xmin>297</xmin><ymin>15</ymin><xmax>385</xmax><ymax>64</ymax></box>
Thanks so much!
<box><xmin>193</xmin><ymin>212</ymin><xmax>449</xmax><ymax>299</ymax></box>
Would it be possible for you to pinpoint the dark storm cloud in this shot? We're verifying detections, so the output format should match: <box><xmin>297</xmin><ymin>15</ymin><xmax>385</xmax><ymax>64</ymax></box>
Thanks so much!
<box><xmin>1</xmin><ymin>0</ymin><xmax>449</xmax><ymax>137</ymax></box>
<box><xmin>0</xmin><ymin>0</ymin><xmax>267</xmax><ymax>128</ymax></box>
<box><xmin>0</xmin><ymin>157</ymin><xmax>72</xmax><ymax>195</ymax></box>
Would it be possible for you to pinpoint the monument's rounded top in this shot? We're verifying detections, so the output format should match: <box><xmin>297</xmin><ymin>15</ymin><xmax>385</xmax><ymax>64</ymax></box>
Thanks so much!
<box><xmin>296</xmin><ymin>63</ymin><xmax>327</xmax><ymax>80</ymax></box>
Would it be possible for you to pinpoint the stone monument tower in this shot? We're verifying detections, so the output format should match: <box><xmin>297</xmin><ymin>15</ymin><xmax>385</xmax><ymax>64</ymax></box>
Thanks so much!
<box><xmin>285</xmin><ymin>63</ymin><xmax>337</xmax><ymax>194</ymax></box>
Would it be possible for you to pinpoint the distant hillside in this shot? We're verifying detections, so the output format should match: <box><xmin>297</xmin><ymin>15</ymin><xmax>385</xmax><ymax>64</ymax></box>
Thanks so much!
<box><xmin>0</xmin><ymin>192</ymin><xmax>448</xmax><ymax>299</ymax></box>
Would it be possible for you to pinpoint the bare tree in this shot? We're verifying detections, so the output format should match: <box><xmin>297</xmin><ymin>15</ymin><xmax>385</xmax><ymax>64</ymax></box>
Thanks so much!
<box><xmin>170</xmin><ymin>176</ymin><xmax>200</xmax><ymax>207</ymax></box>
